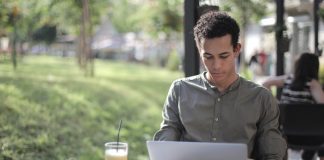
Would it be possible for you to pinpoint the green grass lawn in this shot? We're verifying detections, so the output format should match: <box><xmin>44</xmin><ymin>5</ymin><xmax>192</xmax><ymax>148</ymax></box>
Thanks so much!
<box><xmin>0</xmin><ymin>55</ymin><xmax>182</xmax><ymax>160</ymax></box>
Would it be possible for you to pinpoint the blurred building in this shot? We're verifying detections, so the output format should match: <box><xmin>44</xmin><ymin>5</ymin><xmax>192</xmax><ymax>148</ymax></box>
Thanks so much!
<box><xmin>245</xmin><ymin>0</ymin><xmax>324</xmax><ymax>75</ymax></box>
<box><xmin>0</xmin><ymin>37</ymin><xmax>9</xmax><ymax>53</ymax></box>
<box><xmin>92</xmin><ymin>18</ymin><xmax>124</xmax><ymax>59</ymax></box>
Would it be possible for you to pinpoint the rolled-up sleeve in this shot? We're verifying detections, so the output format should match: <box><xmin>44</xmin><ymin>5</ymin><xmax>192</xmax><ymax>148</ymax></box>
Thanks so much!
<box><xmin>154</xmin><ymin>80</ymin><xmax>183</xmax><ymax>141</ymax></box>
<box><xmin>256</xmin><ymin>91</ymin><xmax>287</xmax><ymax>160</ymax></box>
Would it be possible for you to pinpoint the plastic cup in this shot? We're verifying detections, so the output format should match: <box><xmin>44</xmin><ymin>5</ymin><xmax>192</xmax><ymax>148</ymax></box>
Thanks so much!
<box><xmin>105</xmin><ymin>142</ymin><xmax>128</xmax><ymax>160</ymax></box>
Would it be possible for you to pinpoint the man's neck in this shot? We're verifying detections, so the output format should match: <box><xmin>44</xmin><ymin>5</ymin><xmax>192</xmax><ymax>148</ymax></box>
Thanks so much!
<box><xmin>207</xmin><ymin>73</ymin><xmax>239</xmax><ymax>93</ymax></box>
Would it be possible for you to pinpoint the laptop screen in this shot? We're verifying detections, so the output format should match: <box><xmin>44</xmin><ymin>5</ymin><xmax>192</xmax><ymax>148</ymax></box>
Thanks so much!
<box><xmin>147</xmin><ymin>141</ymin><xmax>247</xmax><ymax>160</ymax></box>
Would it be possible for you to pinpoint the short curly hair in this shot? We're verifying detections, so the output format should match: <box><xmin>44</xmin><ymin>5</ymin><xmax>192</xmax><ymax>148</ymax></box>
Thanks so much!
<box><xmin>194</xmin><ymin>11</ymin><xmax>240</xmax><ymax>48</ymax></box>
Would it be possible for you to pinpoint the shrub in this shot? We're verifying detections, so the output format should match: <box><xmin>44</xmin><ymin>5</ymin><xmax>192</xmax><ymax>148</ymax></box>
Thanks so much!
<box><xmin>165</xmin><ymin>49</ymin><xmax>181</xmax><ymax>71</ymax></box>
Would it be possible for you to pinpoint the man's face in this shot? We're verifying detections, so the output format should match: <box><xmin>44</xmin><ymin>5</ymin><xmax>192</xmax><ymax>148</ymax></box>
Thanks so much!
<box><xmin>198</xmin><ymin>34</ymin><xmax>240</xmax><ymax>87</ymax></box>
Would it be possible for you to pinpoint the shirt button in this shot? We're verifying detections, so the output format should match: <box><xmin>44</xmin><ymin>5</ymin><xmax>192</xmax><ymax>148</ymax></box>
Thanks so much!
<box><xmin>215</xmin><ymin>118</ymin><xmax>219</xmax><ymax>121</ymax></box>
<box><xmin>217</xmin><ymin>98</ymin><xmax>220</xmax><ymax>102</ymax></box>
<box><xmin>212</xmin><ymin>138</ymin><xmax>217</xmax><ymax>141</ymax></box>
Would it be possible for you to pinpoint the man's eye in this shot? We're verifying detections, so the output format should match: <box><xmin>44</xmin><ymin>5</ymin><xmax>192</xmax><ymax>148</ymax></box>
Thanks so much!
<box><xmin>220</xmin><ymin>55</ymin><xmax>229</xmax><ymax>59</ymax></box>
<box><xmin>204</xmin><ymin>56</ymin><xmax>212</xmax><ymax>59</ymax></box>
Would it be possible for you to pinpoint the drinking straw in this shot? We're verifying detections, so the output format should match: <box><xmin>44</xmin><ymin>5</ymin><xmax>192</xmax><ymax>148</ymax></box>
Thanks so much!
<box><xmin>116</xmin><ymin>120</ymin><xmax>122</xmax><ymax>152</ymax></box>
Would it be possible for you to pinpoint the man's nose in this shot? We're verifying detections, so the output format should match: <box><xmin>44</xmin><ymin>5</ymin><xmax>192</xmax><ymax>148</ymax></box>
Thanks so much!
<box><xmin>212</xmin><ymin>59</ymin><xmax>221</xmax><ymax>70</ymax></box>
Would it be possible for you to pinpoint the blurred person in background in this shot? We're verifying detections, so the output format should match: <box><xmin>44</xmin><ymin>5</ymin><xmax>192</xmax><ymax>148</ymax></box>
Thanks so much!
<box><xmin>263</xmin><ymin>52</ymin><xmax>324</xmax><ymax>160</ymax></box>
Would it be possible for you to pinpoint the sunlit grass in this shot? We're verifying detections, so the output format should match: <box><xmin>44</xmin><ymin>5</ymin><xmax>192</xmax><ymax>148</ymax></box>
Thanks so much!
<box><xmin>0</xmin><ymin>55</ymin><xmax>183</xmax><ymax>160</ymax></box>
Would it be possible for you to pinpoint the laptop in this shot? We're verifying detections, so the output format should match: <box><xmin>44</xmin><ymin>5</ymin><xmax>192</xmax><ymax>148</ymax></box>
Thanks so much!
<box><xmin>147</xmin><ymin>141</ymin><xmax>248</xmax><ymax>160</ymax></box>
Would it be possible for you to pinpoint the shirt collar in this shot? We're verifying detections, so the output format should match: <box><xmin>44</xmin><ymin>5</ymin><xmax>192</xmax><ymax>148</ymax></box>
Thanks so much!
<box><xmin>201</xmin><ymin>71</ymin><xmax>241</xmax><ymax>94</ymax></box>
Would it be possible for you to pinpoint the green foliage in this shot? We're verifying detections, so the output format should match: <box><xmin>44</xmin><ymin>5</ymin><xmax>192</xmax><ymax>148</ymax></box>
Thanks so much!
<box><xmin>50</xmin><ymin>0</ymin><xmax>109</xmax><ymax>35</ymax></box>
<box><xmin>239</xmin><ymin>66</ymin><xmax>253</xmax><ymax>81</ymax></box>
<box><xmin>0</xmin><ymin>0</ymin><xmax>183</xmax><ymax>40</ymax></box>
<box><xmin>166</xmin><ymin>50</ymin><xmax>181</xmax><ymax>71</ymax></box>
<box><xmin>109</xmin><ymin>0</ymin><xmax>139</xmax><ymax>33</ymax></box>
<box><xmin>0</xmin><ymin>56</ymin><xmax>182</xmax><ymax>159</ymax></box>
<box><xmin>320</xmin><ymin>64</ymin><xmax>324</xmax><ymax>84</ymax></box>
<box><xmin>32</xmin><ymin>24</ymin><xmax>57</xmax><ymax>44</ymax></box>
<box><xmin>0</xmin><ymin>1</ymin><xmax>11</xmax><ymax>29</ymax></box>
<box><xmin>220</xmin><ymin>0</ymin><xmax>269</xmax><ymax>26</ymax></box>
<box><xmin>0</xmin><ymin>0</ymin><xmax>109</xmax><ymax>39</ymax></box>
<box><xmin>0</xmin><ymin>53</ymin><xmax>11</xmax><ymax>63</ymax></box>
<box><xmin>110</xmin><ymin>0</ymin><xmax>183</xmax><ymax>37</ymax></box>
<box><xmin>318</xmin><ymin>8</ymin><xmax>324</xmax><ymax>22</ymax></box>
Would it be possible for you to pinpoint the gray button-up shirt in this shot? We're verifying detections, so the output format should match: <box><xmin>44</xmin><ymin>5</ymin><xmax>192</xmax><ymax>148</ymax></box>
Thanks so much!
<box><xmin>154</xmin><ymin>72</ymin><xmax>287</xmax><ymax>160</ymax></box>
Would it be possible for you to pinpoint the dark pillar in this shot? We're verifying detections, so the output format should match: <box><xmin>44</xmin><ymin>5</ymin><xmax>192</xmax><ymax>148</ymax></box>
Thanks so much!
<box><xmin>314</xmin><ymin>0</ymin><xmax>322</xmax><ymax>56</ymax></box>
<box><xmin>184</xmin><ymin>0</ymin><xmax>200</xmax><ymax>77</ymax></box>
<box><xmin>276</xmin><ymin>0</ymin><xmax>285</xmax><ymax>98</ymax></box>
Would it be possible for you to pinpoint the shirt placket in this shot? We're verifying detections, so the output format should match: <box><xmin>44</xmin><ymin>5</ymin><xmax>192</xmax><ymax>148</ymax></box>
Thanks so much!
<box><xmin>211</xmin><ymin>94</ymin><xmax>221</xmax><ymax>142</ymax></box>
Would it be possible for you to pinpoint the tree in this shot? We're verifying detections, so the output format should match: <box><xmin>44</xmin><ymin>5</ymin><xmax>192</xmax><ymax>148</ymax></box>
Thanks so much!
<box><xmin>0</xmin><ymin>1</ymin><xmax>9</xmax><ymax>36</ymax></box>
<box><xmin>1</xmin><ymin>2</ymin><xmax>22</xmax><ymax>69</ymax></box>
<box><xmin>0</xmin><ymin>0</ymin><xmax>59</xmax><ymax>68</ymax></box>
<box><xmin>32</xmin><ymin>24</ymin><xmax>57</xmax><ymax>44</ymax></box>
<box><xmin>109</xmin><ymin>0</ymin><xmax>183</xmax><ymax>38</ymax></box>
<box><xmin>108</xmin><ymin>0</ymin><xmax>139</xmax><ymax>33</ymax></box>
<box><xmin>0</xmin><ymin>0</ymin><xmax>110</xmax><ymax>74</ymax></box>
<box><xmin>0</xmin><ymin>0</ymin><xmax>185</xmax><ymax>72</ymax></box>
<box><xmin>49</xmin><ymin>0</ymin><xmax>109</xmax><ymax>76</ymax></box>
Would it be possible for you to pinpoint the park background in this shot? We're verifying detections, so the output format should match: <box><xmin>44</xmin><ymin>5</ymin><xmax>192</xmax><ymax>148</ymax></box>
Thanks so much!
<box><xmin>1</xmin><ymin>0</ymin><xmax>324</xmax><ymax>159</ymax></box>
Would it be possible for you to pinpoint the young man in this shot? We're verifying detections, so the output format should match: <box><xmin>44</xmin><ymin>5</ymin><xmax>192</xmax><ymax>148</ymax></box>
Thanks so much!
<box><xmin>154</xmin><ymin>11</ymin><xmax>287</xmax><ymax>160</ymax></box>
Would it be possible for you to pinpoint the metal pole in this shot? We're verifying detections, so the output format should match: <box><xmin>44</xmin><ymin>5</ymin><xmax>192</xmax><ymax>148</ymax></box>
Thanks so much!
<box><xmin>276</xmin><ymin>0</ymin><xmax>285</xmax><ymax>98</ymax></box>
<box><xmin>184</xmin><ymin>0</ymin><xmax>200</xmax><ymax>77</ymax></box>
<box><xmin>314</xmin><ymin>0</ymin><xmax>322</xmax><ymax>56</ymax></box>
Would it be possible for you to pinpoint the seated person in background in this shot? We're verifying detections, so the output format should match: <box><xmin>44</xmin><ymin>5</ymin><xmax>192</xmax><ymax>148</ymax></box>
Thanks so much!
<box><xmin>262</xmin><ymin>52</ymin><xmax>324</xmax><ymax>160</ymax></box>
<box><xmin>154</xmin><ymin>11</ymin><xmax>287</xmax><ymax>160</ymax></box>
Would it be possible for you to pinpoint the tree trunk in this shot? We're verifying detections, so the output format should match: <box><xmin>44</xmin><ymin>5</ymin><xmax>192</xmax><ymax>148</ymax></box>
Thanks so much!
<box><xmin>83</xmin><ymin>0</ymin><xmax>94</xmax><ymax>77</ymax></box>
<box><xmin>78</xmin><ymin>0</ymin><xmax>87</xmax><ymax>73</ymax></box>
<box><xmin>12</xmin><ymin>18</ymin><xmax>17</xmax><ymax>69</ymax></box>
<box><xmin>78</xmin><ymin>0</ymin><xmax>94</xmax><ymax>77</ymax></box>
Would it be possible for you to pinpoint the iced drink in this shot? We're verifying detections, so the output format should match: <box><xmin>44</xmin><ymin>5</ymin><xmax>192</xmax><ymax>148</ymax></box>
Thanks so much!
<box><xmin>105</xmin><ymin>149</ymin><xmax>127</xmax><ymax>160</ymax></box>
<box><xmin>105</xmin><ymin>142</ymin><xmax>128</xmax><ymax>160</ymax></box>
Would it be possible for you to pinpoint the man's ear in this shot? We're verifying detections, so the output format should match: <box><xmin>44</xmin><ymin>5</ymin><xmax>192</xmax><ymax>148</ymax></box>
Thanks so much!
<box><xmin>234</xmin><ymin>43</ymin><xmax>241</xmax><ymax>57</ymax></box>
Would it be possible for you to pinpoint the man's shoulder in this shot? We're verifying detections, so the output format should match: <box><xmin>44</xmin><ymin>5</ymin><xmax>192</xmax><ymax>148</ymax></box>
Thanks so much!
<box><xmin>173</xmin><ymin>74</ymin><xmax>203</xmax><ymax>84</ymax></box>
<box><xmin>169</xmin><ymin>74</ymin><xmax>205</xmax><ymax>90</ymax></box>
<box><xmin>239</xmin><ymin>77</ymin><xmax>271</xmax><ymax>95</ymax></box>
<box><xmin>239</xmin><ymin>77</ymin><xmax>277</xmax><ymax>107</ymax></box>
